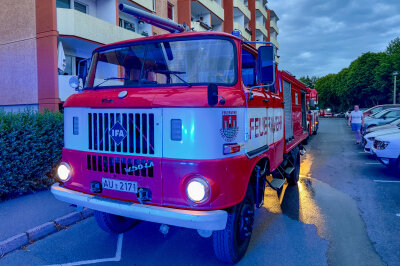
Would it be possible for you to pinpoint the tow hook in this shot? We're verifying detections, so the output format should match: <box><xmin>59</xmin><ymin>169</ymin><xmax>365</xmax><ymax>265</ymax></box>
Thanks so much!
<box><xmin>299</xmin><ymin>145</ymin><xmax>307</xmax><ymax>156</ymax></box>
<box><xmin>137</xmin><ymin>188</ymin><xmax>152</xmax><ymax>204</ymax></box>
<box><xmin>197</xmin><ymin>229</ymin><xmax>213</xmax><ymax>238</ymax></box>
<box><xmin>159</xmin><ymin>224</ymin><xmax>170</xmax><ymax>236</ymax></box>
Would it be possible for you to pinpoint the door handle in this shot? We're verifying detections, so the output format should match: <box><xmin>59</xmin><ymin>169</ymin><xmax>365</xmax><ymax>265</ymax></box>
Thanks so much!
<box><xmin>281</xmin><ymin>101</ymin><xmax>285</xmax><ymax>104</ymax></box>
<box><xmin>263</xmin><ymin>99</ymin><xmax>269</xmax><ymax>103</ymax></box>
<box><xmin>101</xmin><ymin>98</ymin><xmax>113</xmax><ymax>103</ymax></box>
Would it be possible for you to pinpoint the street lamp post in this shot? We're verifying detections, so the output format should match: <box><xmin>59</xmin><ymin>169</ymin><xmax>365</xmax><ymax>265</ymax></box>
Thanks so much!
<box><xmin>394</xmin><ymin>71</ymin><xmax>398</xmax><ymax>104</ymax></box>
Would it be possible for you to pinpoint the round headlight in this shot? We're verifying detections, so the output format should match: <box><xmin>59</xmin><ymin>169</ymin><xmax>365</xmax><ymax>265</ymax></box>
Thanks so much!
<box><xmin>57</xmin><ymin>162</ymin><xmax>72</xmax><ymax>182</ymax></box>
<box><xmin>186</xmin><ymin>177</ymin><xmax>210</xmax><ymax>203</ymax></box>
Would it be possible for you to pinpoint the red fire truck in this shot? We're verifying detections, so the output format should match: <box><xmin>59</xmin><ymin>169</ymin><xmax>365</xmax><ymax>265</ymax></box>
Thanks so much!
<box><xmin>306</xmin><ymin>88</ymin><xmax>319</xmax><ymax>136</ymax></box>
<box><xmin>52</xmin><ymin>4</ymin><xmax>309</xmax><ymax>264</ymax></box>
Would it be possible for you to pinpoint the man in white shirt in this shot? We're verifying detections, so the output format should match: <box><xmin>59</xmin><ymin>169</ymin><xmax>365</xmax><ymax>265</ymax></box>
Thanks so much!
<box><xmin>348</xmin><ymin>105</ymin><xmax>365</xmax><ymax>144</ymax></box>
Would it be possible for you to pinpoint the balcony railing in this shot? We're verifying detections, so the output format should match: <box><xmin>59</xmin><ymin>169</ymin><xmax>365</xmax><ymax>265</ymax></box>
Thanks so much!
<box><xmin>256</xmin><ymin>21</ymin><xmax>268</xmax><ymax>38</ymax></box>
<box><xmin>129</xmin><ymin>0</ymin><xmax>155</xmax><ymax>11</ymax></box>
<box><xmin>191</xmin><ymin>21</ymin><xmax>211</xmax><ymax>31</ymax></box>
<box><xmin>197</xmin><ymin>0</ymin><xmax>225</xmax><ymax>21</ymax></box>
<box><xmin>270</xmin><ymin>19</ymin><xmax>279</xmax><ymax>34</ymax></box>
<box><xmin>255</xmin><ymin>1</ymin><xmax>268</xmax><ymax>20</ymax></box>
<box><xmin>233</xmin><ymin>22</ymin><xmax>250</xmax><ymax>41</ymax></box>
<box><xmin>57</xmin><ymin>8</ymin><xmax>141</xmax><ymax>45</ymax></box>
<box><xmin>233</xmin><ymin>0</ymin><xmax>251</xmax><ymax>19</ymax></box>
<box><xmin>270</xmin><ymin>36</ymin><xmax>279</xmax><ymax>49</ymax></box>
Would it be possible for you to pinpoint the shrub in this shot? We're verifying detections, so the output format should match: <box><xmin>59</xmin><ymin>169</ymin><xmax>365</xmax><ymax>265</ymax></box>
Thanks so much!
<box><xmin>0</xmin><ymin>110</ymin><xmax>63</xmax><ymax>200</ymax></box>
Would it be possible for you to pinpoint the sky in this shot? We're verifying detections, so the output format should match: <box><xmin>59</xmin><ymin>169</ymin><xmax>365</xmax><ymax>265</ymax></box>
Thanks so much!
<box><xmin>268</xmin><ymin>0</ymin><xmax>400</xmax><ymax>78</ymax></box>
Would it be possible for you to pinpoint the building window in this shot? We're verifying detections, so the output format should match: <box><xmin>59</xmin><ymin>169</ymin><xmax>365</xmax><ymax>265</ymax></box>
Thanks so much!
<box><xmin>74</xmin><ymin>1</ymin><xmax>87</xmax><ymax>14</ymax></box>
<box><xmin>167</xmin><ymin>3</ymin><xmax>174</xmax><ymax>20</ymax></box>
<box><xmin>119</xmin><ymin>18</ymin><xmax>136</xmax><ymax>33</ymax></box>
<box><xmin>56</xmin><ymin>0</ymin><xmax>70</xmax><ymax>8</ymax></box>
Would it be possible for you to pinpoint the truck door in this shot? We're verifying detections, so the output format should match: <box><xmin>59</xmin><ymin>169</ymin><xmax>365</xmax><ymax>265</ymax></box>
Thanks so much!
<box><xmin>241</xmin><ymin>48</ymin><xmax>269</xmax><ymax>155</ymax></box>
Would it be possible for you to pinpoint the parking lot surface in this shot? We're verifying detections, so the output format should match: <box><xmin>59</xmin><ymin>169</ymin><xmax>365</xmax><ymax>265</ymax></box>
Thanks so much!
<box><xmin>1</xmin><ymin>118</ymin><xmax>399</xmax><ymax>265</ymax></box>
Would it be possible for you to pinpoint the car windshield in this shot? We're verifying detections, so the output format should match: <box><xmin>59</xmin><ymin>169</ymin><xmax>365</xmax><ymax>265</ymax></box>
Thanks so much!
<box><xmin>85</xmin><ymin>38</ymin><xmax>237</xmax><ymax>88</ymax></box>
<box><xmin>370</xmin><ymin>109</ymin><xmax>389</xmax><ymax>118</ymax></box>
<box><xmin>390</xmin><ymin>117</ymin><xmax>400</xmax><ymax>125</ymax></box>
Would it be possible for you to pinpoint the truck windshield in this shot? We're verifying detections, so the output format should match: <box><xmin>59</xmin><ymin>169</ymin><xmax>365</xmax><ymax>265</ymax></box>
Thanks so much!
<box><xmin>86</xmin><ymin>38</ymin><xmax>237</xmax><ymax>88</ymax></box>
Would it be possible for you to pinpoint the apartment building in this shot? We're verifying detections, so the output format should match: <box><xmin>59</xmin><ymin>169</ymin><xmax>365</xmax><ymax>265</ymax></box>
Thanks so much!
<box><xmin>0</xmin><ymin>0</ymin><xmax>278</xmax><ymax>112</ymax></box>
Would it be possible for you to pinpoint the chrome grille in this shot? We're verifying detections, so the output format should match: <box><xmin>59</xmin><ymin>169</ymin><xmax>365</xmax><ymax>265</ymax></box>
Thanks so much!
<box><xmin>88</xmin><ymin>112</ymin><xmax>155</xmax><ymax>155</ymax></box>
<box><xmin>87</xmin><ymin>154</ymin><xmax>154</xmax><ymax>177</ymax></box>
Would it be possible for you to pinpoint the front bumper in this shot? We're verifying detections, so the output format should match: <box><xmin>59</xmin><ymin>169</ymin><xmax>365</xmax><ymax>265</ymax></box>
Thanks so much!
<box><xmin>51</xmin><ymin>183</ymin><xmax>227</xmax><ymax>231</ymax></box>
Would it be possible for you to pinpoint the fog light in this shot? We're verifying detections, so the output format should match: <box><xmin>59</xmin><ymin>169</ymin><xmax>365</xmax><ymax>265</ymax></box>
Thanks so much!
<box><xmin>57</xmin><ymin>162</ymin><xmax>71</xmax><ymax>182</ymax></box>
<box><xmin>186</xmin><ymin>177</ymin><xmax>210</xmax><ymax>203</ymax></box>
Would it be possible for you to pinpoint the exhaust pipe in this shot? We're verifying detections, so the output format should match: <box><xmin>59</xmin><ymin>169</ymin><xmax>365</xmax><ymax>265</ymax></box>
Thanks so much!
<box><xmin>119</xmin><ymin>4</ymin><xmax>185</xmax><ymax>33</ymax></box>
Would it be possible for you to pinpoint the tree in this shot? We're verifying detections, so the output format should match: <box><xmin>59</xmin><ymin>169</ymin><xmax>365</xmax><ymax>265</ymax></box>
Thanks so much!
<box><xmin>386</xmin><ymin>37</ymin><xmax>400</xmax><ymax>55</ymax></box>
<box><xmin>299</xmin><ymin>75</ymin><xmax>318</xmax><ymax>89</ymax></box>
<box><xmin>312</xmin><ymin>37</ymin><xmax>400</xmax><ymax>111</ymax></box>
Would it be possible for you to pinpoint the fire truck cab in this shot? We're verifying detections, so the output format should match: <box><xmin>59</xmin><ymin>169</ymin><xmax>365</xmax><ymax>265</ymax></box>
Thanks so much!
<box><xmin>52</xmin><ymin>4</ymin><xmax>309</xmax><ymax>264</ymax></box>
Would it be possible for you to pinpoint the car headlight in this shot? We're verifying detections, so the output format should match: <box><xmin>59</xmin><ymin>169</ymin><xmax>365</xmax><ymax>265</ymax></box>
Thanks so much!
<box><xmin>57</xmin><ymin>162</ymin><xmax>72</xmax><ymax>182</ymax></box>
<box><xmin>377</xmin><ymin>141</ymin><xmax>390</xmax><ymax>150</ymax></box>
<box><xmin>186</xmin><ymin>177</ymin><xmax>210</xmax><ymax>203</ymax></box>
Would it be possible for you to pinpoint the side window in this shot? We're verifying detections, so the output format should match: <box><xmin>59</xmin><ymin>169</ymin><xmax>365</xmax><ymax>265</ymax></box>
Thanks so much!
<box><xmin>241</xmin><ymin>49</ymin><xmax>256</xmax><ymax>87</ymax></box>
<box><xmin>385</xmin><ymin>111</ymin><xmax>396</xmax><ymax>118</ymax></box>
<box><xmin>372</xmin><ymin>107</ymin><xmax>382</xmax><ymax>113</ymax></box>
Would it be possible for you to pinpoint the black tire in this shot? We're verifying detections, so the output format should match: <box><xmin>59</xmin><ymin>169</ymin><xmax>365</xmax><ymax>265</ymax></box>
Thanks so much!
<box><xmin>287</xmin><ymin>150</ymin><xmax>300</xmax><ymax>186</ymax></box>
<box><xmin>213</xmin><ymin>186</ymin><xmax>255</xmax><ymax>264</ymax></box>
<box><xmin>94</xmin><ymin>211</ymin><xmax>138</xmax><ymax>234</ymax></box>
<box><xmin>303</xmin><ymin>137</ymin><xmax>309</xmax><ymax>145</ymax></box>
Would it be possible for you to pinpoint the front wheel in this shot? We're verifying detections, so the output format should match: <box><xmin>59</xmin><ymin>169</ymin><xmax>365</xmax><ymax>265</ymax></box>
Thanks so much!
<box><xmin>213</xmin><ymin>186</ymin><xmax>255</xmax><ymax>264</ymax></box>
<box><xmin>94</xmin><ymin>211</ymin><xmax>138</xmax><ymax>234</ymax></box>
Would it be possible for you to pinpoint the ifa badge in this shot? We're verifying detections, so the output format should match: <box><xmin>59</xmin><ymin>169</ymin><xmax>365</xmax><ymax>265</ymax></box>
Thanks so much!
<box><xmin>220</xmin><ymin>111</ymin><xmax>239</xmax><ymax>142</ymax></box>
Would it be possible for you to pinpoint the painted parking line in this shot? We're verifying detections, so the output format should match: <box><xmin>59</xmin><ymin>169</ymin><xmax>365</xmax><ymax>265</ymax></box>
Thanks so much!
<box><xmin>365</xmin><ymin>162</ymin><xmax>381</xmax><ymax>165</ymax></box>
<box><xmin>46</xmin><ymin>234</ymin><xmax>123</xmax><ymax>266</ymax></box>
<box><xmin>374</xmin><ymin>180</ymin><xmax>400</xmax><ymax>183</ymax></box>
<box><xmin>396</xmin><ymin>213</ymin><xmax>400</xmax><ymax>217</ymax></box>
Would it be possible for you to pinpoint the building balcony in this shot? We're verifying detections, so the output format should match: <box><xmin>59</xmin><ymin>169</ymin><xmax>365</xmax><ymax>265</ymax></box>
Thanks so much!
<box><xmin>270</xmin><ymin>19</ymin><xmax>279</xmax><ymax>34</ymax></box>
<box><xmin>270</xmin><ymin>36</ymin><xmax>279</xmax><ymax>49</ymax></box>
<box><xmin>233</xmin><ymin>0</ymin><xmax>251</xmax><ymax>20</ymax></box>
<box><xmin>256</xmin><ymin>21</ymin><xmax>268</xmax><ymax>38</ymax></box>
<box><xmin>233</xmin><ymin>22</ymin><xmax>250</xmax><ymax>41</ymax></box>
<box><xmin>129</xmin><ymin>0</ymin><xmax>155</xmax><ymax>12</ymax></box>
<box><xmin>191</xmin><ymin>21</ymin><xmax>211</xmax><ymax>31</ymax></box>
<box><xmin>196</xmin><ymin>0</ymin><xmax>224</xmax><ymax>21</ymax></box>
<box><xmin>255</xmin><ymin>1</ymin><xmax>268</xmax><ymax>20</ymax></box>
<box><xmin>57</xmin><ymin>8</ymin><xmax>141</xmax><ymax>45</ymax></box>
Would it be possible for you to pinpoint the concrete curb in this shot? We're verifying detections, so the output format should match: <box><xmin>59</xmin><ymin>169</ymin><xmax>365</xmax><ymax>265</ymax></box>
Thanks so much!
<box><xmin>0</xmin><ymin>209</ymin><xmax>93</xmax><ymax>257</ymax></box>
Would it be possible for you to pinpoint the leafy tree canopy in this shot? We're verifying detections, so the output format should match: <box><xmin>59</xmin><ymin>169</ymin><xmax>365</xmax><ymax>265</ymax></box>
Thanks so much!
<box><xmin>313</xmin><ymin>37</ymin><xmax>399</xmax><ymax>111</ymax></box>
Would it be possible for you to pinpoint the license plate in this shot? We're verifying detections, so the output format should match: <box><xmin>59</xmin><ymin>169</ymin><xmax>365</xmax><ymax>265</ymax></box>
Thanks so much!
<box><xmin>102</xmin><ymin>178</ymin><xmax>138</xmax><ymax>193</ymax></box>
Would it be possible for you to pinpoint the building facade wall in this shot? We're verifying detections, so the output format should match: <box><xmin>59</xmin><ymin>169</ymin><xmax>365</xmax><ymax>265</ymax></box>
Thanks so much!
<box><xmin>153</xmin><ymin>0</ymin><xmax>178</xmax><ymax>36</ymax></box>
<box><xmin>36</xmin><ymin>0</ymin><xmax>60</xmax><ymax>112</ymax></box>
<box><xmin>0</xmin><ymin>0</ymin><xmax>39</xmax><ymax>108</ymax></box>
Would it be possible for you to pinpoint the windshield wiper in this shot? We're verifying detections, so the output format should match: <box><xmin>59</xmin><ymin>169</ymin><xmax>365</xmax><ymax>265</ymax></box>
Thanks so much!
<box><xmin>154</xmin><ymin>70</ymin><xmax>192</xmax><ymax>88</ymax></box>
<box><xmin>88</xmin><ymin>77</ymin><xmax>128</xmax><ymax>90</ymax></box>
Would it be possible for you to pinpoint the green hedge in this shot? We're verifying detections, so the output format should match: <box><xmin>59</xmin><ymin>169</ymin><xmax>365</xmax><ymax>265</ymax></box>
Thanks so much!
<box><xmin>0</xmin><ymin>110</ymin><xmax>63</xmax><ymax>200</ymax></box>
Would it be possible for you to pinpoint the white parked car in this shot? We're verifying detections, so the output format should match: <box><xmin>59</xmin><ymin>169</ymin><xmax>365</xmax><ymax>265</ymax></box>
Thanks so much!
<box><xmin>363</xmin><ymin>126</ymin><xmax>400</xmax><ymax>153</ymax></box>
<box><xmin>364</xmin><ymin>117</ymin><xmax>400</xmax><ymax>135</ymax></box>
<box><xmin>371</xmin><ymin>132</ymin><xmax>400</xmax><ymax>167</ymax></box>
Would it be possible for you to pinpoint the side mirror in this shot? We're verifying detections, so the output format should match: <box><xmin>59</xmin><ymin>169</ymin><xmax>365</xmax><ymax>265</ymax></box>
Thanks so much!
<box><xmin>208</xmin><ymin>84</ymin><xmax>218</xmax><ymax>107</ymax></box>
<box><xmin>77</xmin><ymin>58</ymin><xmax>91</xmax><ymax>87</ymax></box>
<box><xmin>309</xmin><ymin>99</ymin><xmax>315</xmax><ymax>108</ymax></box>
<box><xmin>257</xmin><ymin>45</ymin><xmax>275</xmax><ymax>85</ymax></box>
<box><xmin>69</xmin><ymin>76</ymin><xmax>79</xmax><ymax>90</ymax></box>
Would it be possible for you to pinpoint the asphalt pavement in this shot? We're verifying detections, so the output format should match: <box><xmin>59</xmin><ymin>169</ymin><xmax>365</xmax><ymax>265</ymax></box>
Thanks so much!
<box><xmin>1</xmin><ymin>118</ymin><xmax>399</xmax><ymax>265</ymax></box>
